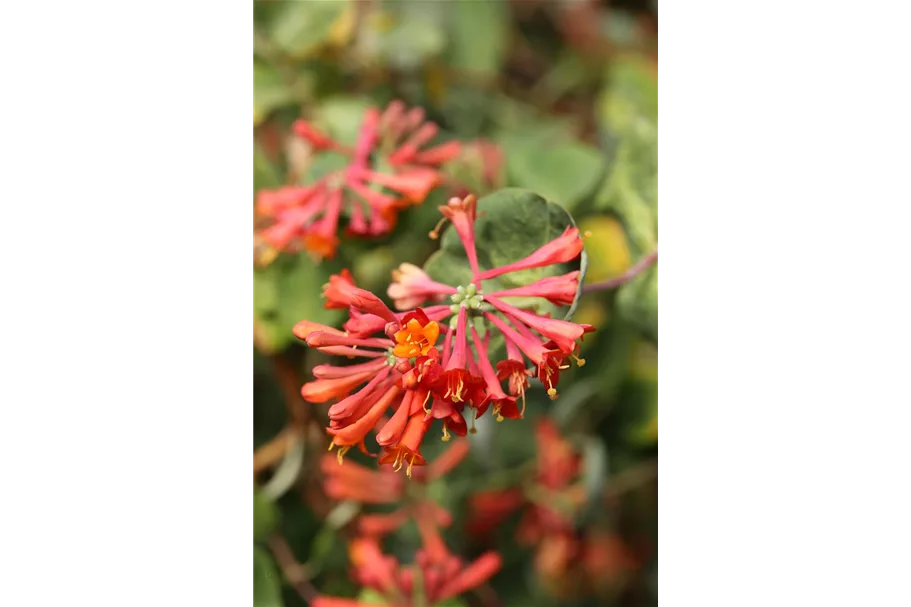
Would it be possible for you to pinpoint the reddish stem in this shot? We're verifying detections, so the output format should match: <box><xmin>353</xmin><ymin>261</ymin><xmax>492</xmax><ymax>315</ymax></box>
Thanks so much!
<box><xmin>582</xmin><ymin>248</ymin><xmax>658</xmax><ymax>294</ymax></box>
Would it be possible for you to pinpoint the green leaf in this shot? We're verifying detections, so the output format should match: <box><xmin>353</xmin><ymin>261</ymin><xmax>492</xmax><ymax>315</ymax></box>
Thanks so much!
<box><xmin>616</xmin><ymin>264</ymin><xmax>658</xmax><ymax>343</ymax></box>
<box><xmin>579</xmin><ymin>437</ymin><xmax>609</xmax><ymax>525</ymax></box>
<box><xmin>253</xmin><ymin>546</ymin><xmax>284</xmax><ymax>607</ymax></box>
<box><xmin>448</xmin><ymin>0</ymin><xmax>509</xmax><ymax>77</ymax></box>
<box><xmin>254</xmin><ymin>254</ymin><xmax>345</xmax><ymax>354</ymax></box>
<box><xmin>253</xmin><ymin>489</ymin><xmax>279</xmax><ymax>543</ymax></box>
<box><xmin>325</xmin><ymin>500</ymin><xmax>361</xmax><ymax>530</ymax></box>
<box><xmin>315</xmin><ymin>96</ymin><xmax>372</xmax><ymax>147</ymax></box>
<box><xmin>598</xmin><ymin>54</ymin><xmax>658</xmax><ymax>135</ymax></box>
<box><xmin>595</xmin><ymin>118</ymin><xmax>657</xmax><ymax>257</ymax></box>
<box><xmin>369</xmin><ymin>12</ymin><xmax>446</xmax><ymax>71</ymax></box>
<box><xmin>423</xmin><ymin>188</ymin><xmax>587</xmax><ymax>321</ymax></box>
<box><xmin>254</xmin><ymin>144</ymin><xmax>282</xmax><ymax>194</ymax></box>
<box><xmin>261</xmin><ymin>434</ymin><xmax>305</xmax><ymax>501</ymax></box>
<box><xmin>268</xmin><ymin>0</ymin><xmax>351</xmax><ymax>59</ymax></box>
<box><xmin>254</xmin><ymin>61</ymin><xmax>295</xmax><ymax>126</ymax></box>
<box><xmin>506</xmin><ymin>140</ymin><xmax>608</xmax><ymax>212</ymax></box>
<box><xmin>356</xmin><ymin>589</ymin><xmax>389</xmax><ymax>605</ymax></box>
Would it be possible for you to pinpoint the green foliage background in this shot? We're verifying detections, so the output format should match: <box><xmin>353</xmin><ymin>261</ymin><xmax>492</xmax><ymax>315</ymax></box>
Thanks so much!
<box><xmin>253</xmin><ymin>1</ymin><xmax>657</xmax><ymax>606</ymax></box>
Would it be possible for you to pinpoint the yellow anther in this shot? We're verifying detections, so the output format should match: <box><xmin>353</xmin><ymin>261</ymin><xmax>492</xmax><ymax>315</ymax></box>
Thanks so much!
<box><xmin>336</xmin><ymin>445</ymin><xmax>352</xmax><ymax>465</ymax></box>
<box><xmin>547</xmin><ymin>387</ymin><xmax>558</xmax><ymax>400</ymax></box>
<box><xmin>429</xmin><ymin>217</ymin><xmax>448</xmax><ymax>240</ymax></box>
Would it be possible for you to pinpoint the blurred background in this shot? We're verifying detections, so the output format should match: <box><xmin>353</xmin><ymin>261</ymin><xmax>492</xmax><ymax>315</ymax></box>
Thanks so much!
<box><xmin>254</xmin><ymin>1</ymin><xmax>657</xmax><ymax>606</ymax></box>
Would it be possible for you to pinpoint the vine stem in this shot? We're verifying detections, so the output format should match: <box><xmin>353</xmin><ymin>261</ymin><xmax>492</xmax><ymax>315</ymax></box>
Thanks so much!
<box><xmin>582</xmin><ymin>248</ymin><xmax>658</xmax><ymax>294</ymax></box>
<box><xmin>268</xmin><ymin>534</ymin><xmax>318</xmax><ymax>604</ymax></box>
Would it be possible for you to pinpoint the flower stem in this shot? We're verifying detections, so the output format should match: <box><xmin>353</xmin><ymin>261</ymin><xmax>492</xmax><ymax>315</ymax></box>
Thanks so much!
<box><xmin>582</xmin><ymin>248</ymin><xmax>658</xmax><ymax>294</ymax></box>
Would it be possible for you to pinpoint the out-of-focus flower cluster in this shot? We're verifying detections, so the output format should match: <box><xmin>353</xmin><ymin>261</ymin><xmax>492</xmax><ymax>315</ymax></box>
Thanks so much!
<box><xmin>255</xmin><ymin>101</ymin><xmax>462</xmax><ymax>262</ymax></box>
<box><xmin>294</xmin><ymin>194</ymin><xmax>592</xmax><ymax>476</ymax></box>
<box><xmin>467</xmin><ymin>418</ymin><xmax>639</xmax><ymax>600</ymax></box>
<box><xmin>312</xmin><ymin>529</ymin><xmax>501</xmax><ymax>607</ymax></box>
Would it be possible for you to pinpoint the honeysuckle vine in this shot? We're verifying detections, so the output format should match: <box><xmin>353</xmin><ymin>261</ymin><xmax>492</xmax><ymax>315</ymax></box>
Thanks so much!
<box><xmin>264</xmin><ymin>171</ymin><xmax>656</xmax><ymax>606</ymax></box>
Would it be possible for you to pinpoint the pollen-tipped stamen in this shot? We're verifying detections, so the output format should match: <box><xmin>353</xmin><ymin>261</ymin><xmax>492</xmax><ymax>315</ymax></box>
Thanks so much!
<box><xmin>336</xmin><ymin>444</ymin><xmax>352</xmax><ymax>465</ymax></box>
<box><xmin>429</xmin><ymin>216</ymin><xmax>448</xmax><ymax>240</ymax></box>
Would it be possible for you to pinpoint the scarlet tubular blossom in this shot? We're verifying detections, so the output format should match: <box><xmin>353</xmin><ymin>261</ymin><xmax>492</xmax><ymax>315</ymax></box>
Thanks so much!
<box><xmin>320</xmin><ymin>454</ymin><xmax>404</xmax><ymax>505</ymax></box>
<box><xmin>475</xmin><ymin>226</ymin><xmax>584</xmax><ymax>281</ymax></box>
<box><xmin>436</xmin><ymin>307</ymin><xmax>485</xmax><ymax>408</ymax></box>
<box><xmin>387</xmin><ymin>263</ymin><xmax>457</xmax><ymax>310</ymax></box>
<box><xmin>436</xmin><ymin>195</ymin><xmax>480</xmax><ymax>277</ymax></box>
<box><xmin>291</xmin><ymin>119</ymin><xmax>337</xmax><ymax>151</ymax></box>
<box><xmin>485</xmin><ymin>295</ymin><xmax>586</xmax><ymax>354</ymax></box>
<box><xmin>356</xmin><ymin>167</ymin><xmax>441</xmax><ymax>205</ymax></box>
<box><xmin>435</xmin><ymin>552</ymin><xmax>503</xmax><ymax>602</ymax></box>
<box><xmin>255</xmin><ymin>101</ymin><xmax>459</xmax><ymax>261</ymax></box>
<box><xmin>488</xmin><ymin>271</ymin><xmax>580</xmax><ymax>306</ymax></box>
<box><xmin>322</xmin><ymin>530</ymin><xmax>503</xmax><ymax>607</ymax></box>
<box><xmin>470</xmin><ymin>326</ymin><xmax>519</xmax><ymax>420</ymax></box>
<box><xmin>292</xmin><ymin>319</ymin><xmax>346</xmax><ymax>341</ymax></box>
<box><xmin>412</xmin><ymin>140</ymin><xmax>462</xmax><ymax>165</ymax></box>
<box><xmin>322</xmin><ymin>270</ymin><xmax>398</xmax><ymax>323</ymax></box>
<box><xmin>378</xmin><ymin>412</ymin><xmax>432</xmax><ymax>477</ymax></box>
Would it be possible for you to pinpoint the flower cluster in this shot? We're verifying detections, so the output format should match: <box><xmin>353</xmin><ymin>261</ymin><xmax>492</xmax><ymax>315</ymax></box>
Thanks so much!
<box><xmin>321</xmin><ymin>440</ymin><xmax>470</xmax><ymax>537</ymax></box>
<box><xmin>312</xmin><ymin>520</ymin><xmax>501</xmax><ymax>607</ymax></box>
<box><xmin>256</xmin><ymin>101</ymin><xmax>461</xmax><ymax>261</ymax></box>
<box><xmin>466</xmin><ymin>419</ymin><xmax>637</xmax><ymax>600</ymax></box>
<box><xmin>294</xmin><ymin>194</ymin><xmax>591</xmax><ymax>475</ymax></box>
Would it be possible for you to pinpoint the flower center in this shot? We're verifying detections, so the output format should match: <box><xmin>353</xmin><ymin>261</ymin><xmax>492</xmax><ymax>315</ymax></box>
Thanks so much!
<box><xmin>392</xmin><ymin>318</ymin><xmax>440</xmax><ymax>358</ymax></box>
<box><xmin>449</xmin><ymin>283</ymin><xmax>484</xmax><ymax>312</ymax></box>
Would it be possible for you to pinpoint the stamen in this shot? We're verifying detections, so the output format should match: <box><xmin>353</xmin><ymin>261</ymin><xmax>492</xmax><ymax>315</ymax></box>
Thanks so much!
<box><xmin>583</xmin><ymin>230</ymin><xmax>593</xmax><ymax>238</ymax></box>
<box><xmin>337</xmin><ymin>444</ymin><xmax>352</xmax><ymax>465</ymax></box>
<box><xmin>469</xmin><ymin>409</ymin><xmax>477</xmax><ymax>434</ymax></box>
<box><xmin>441</xmin><ymin>421</ymin><xmax>451</xmax><ymax>441</ymax></box>
<box><xmin>519</xmin><ymin>390</ymin><xmax>527</xmax><ymax>418</ymax></box>
<box><xmin>429</xmin><ymin>217</ymin><xmax>448</xmax><ymax>239</ymax></box>
<box><xmin>572</xmin><ymin>354</ymin><xmax>586</xmax><ymax>367</ymax></box>
<box><xmin>547</xmin><ymin>387</ymin><xmax>558</xmax><ymax>400</ymax></box>
<box><xmin>406</xmin><ymin>454</ymin><xmax>416</xmax><ymax>478</ymax></box>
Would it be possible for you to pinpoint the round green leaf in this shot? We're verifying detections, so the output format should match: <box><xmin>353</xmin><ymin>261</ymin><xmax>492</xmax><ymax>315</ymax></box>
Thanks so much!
<box><xmin>253</xmin><ymin>546</ymin><xmax>284</xmax><ymax>607</ymax></box>
<box><xmin>423</xmin><ymin>188</ymin><xmax>587</xmax><ymax>321</ymax></box>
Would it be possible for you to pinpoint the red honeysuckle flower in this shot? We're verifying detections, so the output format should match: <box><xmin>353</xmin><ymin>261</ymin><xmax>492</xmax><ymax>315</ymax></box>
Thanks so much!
<box><xmin>255</xmin><ymin>101</ymin><xmax>461</xmax><ymax>261</ymax></box>
<box><xmin>387</xmin><ymin>263</ymin><xmax>457</xmax><ymax>311</ymax></box>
